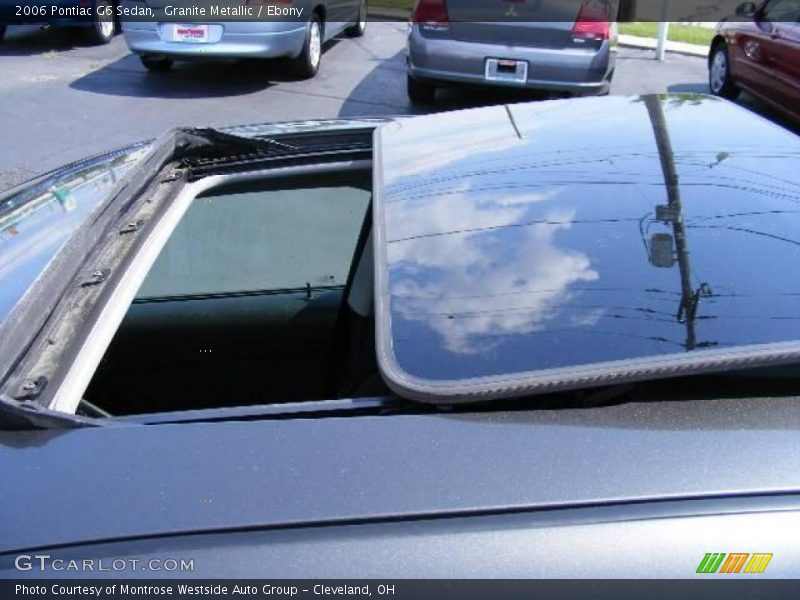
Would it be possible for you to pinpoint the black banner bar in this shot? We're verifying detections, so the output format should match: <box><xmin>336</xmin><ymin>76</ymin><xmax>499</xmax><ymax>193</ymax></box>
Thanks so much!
<box><xmin>3</xmin><ymin>580</ymin><xmax>800</xmax><ymax>600</ymax></box>
<box><xmin>0</xmin><ymin>0</ymin><xmax>771</xmax><ymax>25</ymax></box>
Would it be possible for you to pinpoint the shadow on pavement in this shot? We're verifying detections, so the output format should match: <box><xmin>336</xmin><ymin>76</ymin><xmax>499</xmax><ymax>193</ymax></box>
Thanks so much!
<box><xmin>337</xmin><ymin>49</ymin><xmax>413</xmax><ymax>118</ymax></box>
<box><xmin>0</xmin><ymin>24</ymin><xmax>99</xmax><ymax>56</ymax></box>
<box><xmin>70</xmin><ymin>55</ymin><xmax>274</xmax><ymax>98</ymax></box>
<box><xmin>434</xmin><ymin>85</ymin><xmax>552</xmax><ymax>111</ymax></box>
<box><xmin>667</xmin><ymin>82</ymin><xmax>708</xmax><ymax>94</ymax></box>
<box><xmin>68</xmin><ymin>39</ymin><xmax>344</xmax><ymax>99</ymax></box>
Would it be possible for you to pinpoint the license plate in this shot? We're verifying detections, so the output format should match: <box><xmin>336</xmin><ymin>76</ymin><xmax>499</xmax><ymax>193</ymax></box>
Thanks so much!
<box><xmin>173</xmin><ymin>24</ymin><xmax>209</xmax><ymax>43</ymax></box>
<box><xmin>485</xmin><ymin>58</ymin><xmax>528</xmax><ymax>84</ymax></box>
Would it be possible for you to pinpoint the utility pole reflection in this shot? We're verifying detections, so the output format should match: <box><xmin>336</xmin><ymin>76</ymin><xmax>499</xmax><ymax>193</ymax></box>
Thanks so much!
<box><xmin>644</xmin><ymin>95</ymin><xmax>712</xmax><ymax>351</ymax></box>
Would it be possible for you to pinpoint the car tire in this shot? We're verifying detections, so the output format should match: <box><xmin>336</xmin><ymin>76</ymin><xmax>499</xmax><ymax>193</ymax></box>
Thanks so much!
<box><xmin>291</xmin><ymin>15</ymin><xmax>323</xmax><ymax>79</ymax></box>
<box><xmin>345</xmin><ymin>0</ymin><xmax>367</xmax><ymax>37</ymax></box>
<box><xmin>709</xmin><ymin>43</ymin><xmax>739</xmax><ymax>100</ymax></box>
<box><xmin>407</xmin><ymin>75</ymin><xmax>436</xmax><ymax>104</ymax></box>
<box><xmin>87</xmin><ymin>0</ymin><xmax>115</xmax><ymax>45</ymax></box>
<box><xmin>140</xmin><ymin>55</ymin><xmax>174</xmax><ymax>72</ymax></box>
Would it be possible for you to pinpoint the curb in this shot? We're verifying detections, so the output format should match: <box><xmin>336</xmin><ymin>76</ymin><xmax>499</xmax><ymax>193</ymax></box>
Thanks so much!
<box><xmin>618</xmin><ymin>34</ymin><xmax>709</xmax><ymax>58</ymax></box>
<box><xmin>367</xmin><ymin>7</ymin><xmax>410</xmax><ymax>21</ymax></box>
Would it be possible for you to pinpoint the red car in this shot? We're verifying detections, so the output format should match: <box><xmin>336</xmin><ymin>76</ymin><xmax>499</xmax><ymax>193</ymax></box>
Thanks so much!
<box><xmin>709</xmin><ymin>0</ymin><xmax>800</xmax><ymax>122</ymax></box>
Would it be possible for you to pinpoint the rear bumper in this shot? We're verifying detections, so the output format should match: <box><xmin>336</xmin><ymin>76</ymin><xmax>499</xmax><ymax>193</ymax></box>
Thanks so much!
<box><xmin>407</xmin><ymin>27</ymin><xmax>616</xmax><ymax>94</ymax></box>
<box><xmin>123</xmin><ymin>22</ymin><xmax>306</xmax><ymax>59</ymax></box>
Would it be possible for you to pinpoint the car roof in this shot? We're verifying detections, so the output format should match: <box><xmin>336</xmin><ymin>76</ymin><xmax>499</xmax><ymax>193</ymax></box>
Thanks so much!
<box><xmin>2</xmin><ymin>395</ymin><xmax>800</xmax><ymax>554</ymax></box>
<box><xmin>373</xmin><ymin>94</ymin><xmax>800</xmax><ymax>403</ymax></box>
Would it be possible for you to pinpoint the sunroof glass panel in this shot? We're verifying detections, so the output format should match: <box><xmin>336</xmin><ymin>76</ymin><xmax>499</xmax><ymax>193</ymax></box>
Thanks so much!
<box><xmin>374</xmin><ymin>96</ymin><xmax>800</xmax><ymax>402</ymax></box>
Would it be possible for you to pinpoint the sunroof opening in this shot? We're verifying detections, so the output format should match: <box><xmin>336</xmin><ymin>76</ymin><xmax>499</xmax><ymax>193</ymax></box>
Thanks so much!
<box><xmin>82</xmin><ymin>166</ymin><xmax>387</xmax><ymax>416</ymax></box>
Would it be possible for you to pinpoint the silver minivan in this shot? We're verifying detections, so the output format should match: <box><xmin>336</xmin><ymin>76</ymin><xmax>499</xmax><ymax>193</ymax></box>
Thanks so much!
<box><xmin>122</xmin><ymin>0</ymin><xmax>367</xmax><ymax>77</ymax></box>
<box><xmin>406</xmin><ymin>0</ymin><xmax>617</xmax><ymax>102</ymax></box>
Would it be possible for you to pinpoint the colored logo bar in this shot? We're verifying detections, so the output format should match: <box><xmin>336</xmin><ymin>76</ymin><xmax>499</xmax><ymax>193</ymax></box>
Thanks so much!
<box><xmin>696</xmin><ymin>553</ymin><xmax>773</xmax><ymax>574</ymax></box>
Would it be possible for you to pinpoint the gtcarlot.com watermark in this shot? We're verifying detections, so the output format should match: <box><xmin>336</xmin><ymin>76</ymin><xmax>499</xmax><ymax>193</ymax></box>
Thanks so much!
<box><xmin>14</xmin><ymin>554</ymin><xmax>194</xmax><ymax>573</ymax></box>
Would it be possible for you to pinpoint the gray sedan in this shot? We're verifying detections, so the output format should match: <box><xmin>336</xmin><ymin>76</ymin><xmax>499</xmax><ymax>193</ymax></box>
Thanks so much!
<box><xmin>406</xmin><ymin>0</ymin><xmax>617</xmax><ymax>102</ymax></box>
<box><xmin>1</xmin><ymin>97</ymin><xmax>800</xmax><ymax>583</ymax></box>
<box><xmin>122</xmin><ymin>0</ymin><xmax>367</xmax><ymax>77</ymax></box>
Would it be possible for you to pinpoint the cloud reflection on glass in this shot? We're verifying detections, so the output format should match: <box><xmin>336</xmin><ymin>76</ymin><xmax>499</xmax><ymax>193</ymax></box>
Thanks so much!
<box><xmin>378</xmin><ymin>96</ymin><xmax>800</xmax><ymax>384</ymax></box>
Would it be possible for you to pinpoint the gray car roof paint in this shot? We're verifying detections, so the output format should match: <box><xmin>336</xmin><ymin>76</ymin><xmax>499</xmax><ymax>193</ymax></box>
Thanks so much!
<box><xmin>2</xmin><ymin>394</ymin><xmax>800</xmax><ymax>553</ymax></box>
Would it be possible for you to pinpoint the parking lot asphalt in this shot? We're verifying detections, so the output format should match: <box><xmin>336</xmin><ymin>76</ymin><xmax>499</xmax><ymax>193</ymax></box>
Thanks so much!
<box><xmin>0</xmin><ymin>22</ymin><xmax>792</xmax><ymax>192</ymax></box>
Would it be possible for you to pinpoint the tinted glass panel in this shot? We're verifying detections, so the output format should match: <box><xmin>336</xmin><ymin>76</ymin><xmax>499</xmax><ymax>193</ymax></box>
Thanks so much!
<box><xmin>376</xmin><ymin>96</ymin><xmax>800</xmax><ymax>393</ymax></box>
<box><xmin>137</xmin><ymin>185</ymin><xmax>369</xmax><ymax>298</ymax></box>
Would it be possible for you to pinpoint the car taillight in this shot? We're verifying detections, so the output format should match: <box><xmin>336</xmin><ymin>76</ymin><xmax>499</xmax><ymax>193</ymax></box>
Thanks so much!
<box><xmin>571</xmin><ymin>3</ymin><xmax>610</xmax><ymax>41</ymax></box>
<box><xmin>411</xmin><ymin>0</ymin><xmax>450</xmax><ymax>29</ymax></box>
